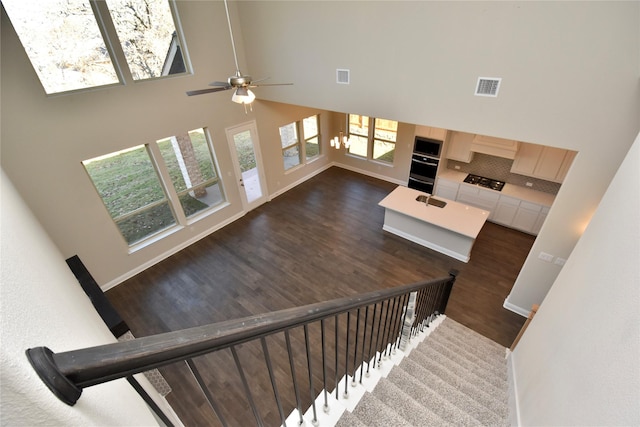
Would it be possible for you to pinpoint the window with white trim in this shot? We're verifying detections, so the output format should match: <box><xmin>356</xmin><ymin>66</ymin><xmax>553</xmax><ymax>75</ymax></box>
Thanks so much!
<box><xmin>2</xmin><ymin>0</ymin><xmax>189</xmax><ymax>94</ymax></box>
<box><xmin>83</xmin><ymin>127</ymin><xmax>224</xmax><ymax>246</ymax></box>
<box><xmin>347</xmin><ymin>114</ymin><xmax>398</xmax><ymax>164</ymax></box>
<box><xmin>279</xmin><ymin>114</ymin><xmax>321</xmax><ymax>171</ymax></box>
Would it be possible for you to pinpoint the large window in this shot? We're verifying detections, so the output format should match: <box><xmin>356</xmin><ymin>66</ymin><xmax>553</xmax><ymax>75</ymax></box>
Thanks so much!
<box><xmin>83</xmin><ymin>146</ymin><xmax>176</xmax><ymax>245</ymax></box>
<box><xmin>279</xmin><ymin>115</ymin><xmax>321</xmax><ymax>171</ymax></box>
<box><xmin>83</xmin><ymin>127</ymin><xmax>224</xmax><ymax>247</ymax></box>
<box><xmin>2</xmin><ymin>0</ymin><xmax>188</xmax><ymax>94</ymax></box>
<box><xmin>156</xmin><ymin>128</ymin><xmax>224</xmax><ymax>218</ymax></box>
<box><xmin>348</xmin><ymin>114</ymin><xmax>398</xmax><ymax>164</ymax></box>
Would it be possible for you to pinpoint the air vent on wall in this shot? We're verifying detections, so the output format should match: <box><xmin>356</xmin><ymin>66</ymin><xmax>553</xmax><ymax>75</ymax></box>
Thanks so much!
<box><xmin>336</xmin><ymin>69</ymin><xmax>350</xmax><ymax>84</ymax></box>
<box><xmin>475</xmin><ymin>77</ymin><xmax>501</xmax><ymax>97</ymax></box>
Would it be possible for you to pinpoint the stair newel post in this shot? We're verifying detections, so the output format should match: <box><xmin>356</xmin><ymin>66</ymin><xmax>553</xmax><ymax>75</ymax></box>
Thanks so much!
<box><xmin>438</xmin><ymin>269</ymin><xmax>459</xmax><ymax>315</ymax></box>
<box><xmin>285</xmin><ymin>330</ymin><xmax>304</xmax><ymax>425</ymax></box>
<box><xmin>185</xmin><ymin>358</ymin><xmax>229</xmax><ymax>427</ymax></box>
<box><xmin>365</xmin><ymin>303</ymin><xmax>378</xmax><ymax>376</ymax></box>
<box><xmin>358</xmin><ymin>305</ymin><xmax>370</xmax><ymax>383</ymax></box>
<box><xmin>344</xmin><ymin>311</ymin><xmax>351</xmax><ymax>398</ymax></box>
<box><xmin>351</xmin><ymin>308</ymin><xmax>361</xmax><ymax>387</ymax></box>
<box><xmin>260</xmin><ymin>338</ymin><xmax>286</xmax><ymax>427</ymax></box>
<box><xmin>303</xmin><ymin>325</ymin><xmax>319</xmax><ymax>426</ymax></box>
<box><xmin>399</xmin><ymin>292</ymin><xmax>417</xmax><ymax>351</ymax></box>
<box><xmin>320</xmin><ymin>319</ymin><xmax>329</xmax><ymax>413</ymax></box>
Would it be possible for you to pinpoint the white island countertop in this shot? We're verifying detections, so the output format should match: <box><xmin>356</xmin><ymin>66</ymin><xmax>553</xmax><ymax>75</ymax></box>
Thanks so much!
<box><xmin>379</xmin><ymin>186</ymin><xmax>489</xmax><ymax>239</ymax></box>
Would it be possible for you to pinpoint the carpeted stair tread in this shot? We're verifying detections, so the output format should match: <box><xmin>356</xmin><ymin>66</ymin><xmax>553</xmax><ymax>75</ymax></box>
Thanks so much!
<box><xmin>407</xmin><ymin>347</ymin><xmax>508</xmax><ymax>419</ymax></box>
<box><xmin>386</xmin><ymin>366</ymin><xmax>486</xmax><ymax>426</ymax></box>
<box><xmin>416</xmin><ymin>338</ymin><xmax>508</xmax><ymax>389</ymax></box>
<box><xmin>370</xmin><ymin>378</ymin><xmax>453</xmax><ymax>426</ymax></box>
<box><xmin>338</xmin><ymin>391</ymin><xmax>414</xmax><ymax>426</ymax></box>
<box><xmin>436</xmin><ymin>319</ymin><xmax>506</xmax><ymax>356</ymax></box>
<box><xmin>334</xmin><ymin>316</ymin><xmax>510</xmax><ymax>426</ymax></box>
<box><xmin>420</xmin><ymin>324</ymin><xmax>508</xmax><ymax>383</ymax></box>
<box><xmin>396</xmin><ymin>357</ymin><xmax>506</xmax><ymax>427</ymax></box>
<box><xmin>334</xmin><ymin>409</ymin><xmax>368</xmax><ymax>427</ymax></box>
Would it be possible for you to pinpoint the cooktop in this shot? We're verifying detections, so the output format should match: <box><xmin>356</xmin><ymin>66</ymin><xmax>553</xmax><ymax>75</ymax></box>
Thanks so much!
<box><xmin>463</xmin><ymin>174</ymin><xmax>505</xmax><ymax>191</ymax></box>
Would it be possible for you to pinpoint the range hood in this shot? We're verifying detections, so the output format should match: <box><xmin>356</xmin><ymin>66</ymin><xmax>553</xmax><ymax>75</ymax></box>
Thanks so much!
<box><xmin>470</xmin><ymin>134</ymin><xmax>519</xmax><ymax>159</ymax></box>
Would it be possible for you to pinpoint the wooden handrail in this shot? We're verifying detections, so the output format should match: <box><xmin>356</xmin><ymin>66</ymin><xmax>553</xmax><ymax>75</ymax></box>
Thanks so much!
<box><xmin>27</xmin><ymin>270</ymin><xmax>457</xmax><ymax>406</ymax></box>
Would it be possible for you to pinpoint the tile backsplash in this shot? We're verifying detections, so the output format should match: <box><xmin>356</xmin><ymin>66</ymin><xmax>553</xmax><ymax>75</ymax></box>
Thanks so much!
<box><xmin>446</xmin><ymin>153</ymin><xmax>561</xmax><ymax>195</ymax></box>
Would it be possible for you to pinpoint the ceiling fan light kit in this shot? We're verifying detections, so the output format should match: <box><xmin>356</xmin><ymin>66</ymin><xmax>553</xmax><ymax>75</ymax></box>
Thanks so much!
<box><xmin>186</xmin><ymin>0</ymin><xmax>291</xmax><ymax>111</ymax></box>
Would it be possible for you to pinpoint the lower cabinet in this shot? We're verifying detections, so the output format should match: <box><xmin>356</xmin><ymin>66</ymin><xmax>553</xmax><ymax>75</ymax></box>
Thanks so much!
<box><xmin>456</xmin><ymin>186</ymin><xmax>500</xmax><ymax>220</ymax></box>
<box><xmin>492</xmin><ymin>195</ymin><xmax>520</xmax><ymax>226</ymax></box>
<box><xmin>435</xmin><ymin>178</ymin><xmax>552</xmax><ymax>235</ymax></box>
<box><xmin>434</xmin><ymin>178</ymin><xmax>460</xmax><ymax>200</ymax></box>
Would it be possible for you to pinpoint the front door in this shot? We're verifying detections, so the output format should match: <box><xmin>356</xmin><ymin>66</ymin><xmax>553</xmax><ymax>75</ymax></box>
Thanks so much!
<box><xmin>225</xmin><ymin>121</ymin><xmax>268</xmax><ymax>211</ymax></box>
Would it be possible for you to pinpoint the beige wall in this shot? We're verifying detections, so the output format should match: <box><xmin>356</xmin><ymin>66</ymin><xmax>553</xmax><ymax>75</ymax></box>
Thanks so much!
<box><xmin>510</xmin><ymin>133</ymin><xmax>640</xmax><ymax>425</ymax></box>
<box><xmin>237</xmin><ymin>0</ymin><xmax>640</xmax><ymax>313</ymax></box>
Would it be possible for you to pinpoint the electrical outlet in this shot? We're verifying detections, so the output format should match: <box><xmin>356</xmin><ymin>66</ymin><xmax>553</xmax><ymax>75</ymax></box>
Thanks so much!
<box><xmin>454</xmin><ymin>165</ymin><xmax>461</xmax><ymax>170</ymax></box>
<box><xmin>554</xmin><ymin>257</ymin><xmax>567</xmax><ymax>266</ymax></box>
<box><xmin>526</xmin><ymin>182</ymin><xmax>533</xmax><ymax>187</ymax></box>
<box><xmin>538</xmin><ymin>252</ymin><xmax>554</xmax><ymax>262</ymax></box>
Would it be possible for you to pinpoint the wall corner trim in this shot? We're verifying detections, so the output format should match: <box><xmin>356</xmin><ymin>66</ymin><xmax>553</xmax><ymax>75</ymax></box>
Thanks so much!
<box><xmin>503</xmin><ymin>297</ymin><xmax>530</xmax><ymax>318</ymax></box>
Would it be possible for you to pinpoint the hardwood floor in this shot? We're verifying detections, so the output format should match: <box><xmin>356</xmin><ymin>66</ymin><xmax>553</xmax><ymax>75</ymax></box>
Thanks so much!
<box><xmin>106</xmin><ymin>166</ymin><xmax>534</xmax><ymax>426</ymax></box>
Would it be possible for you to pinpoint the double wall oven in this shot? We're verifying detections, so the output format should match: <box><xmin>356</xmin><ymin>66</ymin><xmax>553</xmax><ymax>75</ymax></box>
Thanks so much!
<box><xmin>408</xmin><ymin>136</ymin><xmax>442</xmax><ymax>194</ymax></box>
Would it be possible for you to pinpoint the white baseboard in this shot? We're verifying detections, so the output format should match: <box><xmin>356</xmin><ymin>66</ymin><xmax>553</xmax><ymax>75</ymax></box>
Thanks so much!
<box><xmin>268</xmin><ymin>163</ymin><xmax>334</xmax><ymax>200</ymax></box>
<box><xmin>503</xmin><ymin>298</ymin><xmax>530</xmax><ymax>318</ymax></box>
<box><xmin>332</xmin><ymin>162</ymin><xmax>406</xmax><ymax>186</ymax></box>
<box><xmin>101</xmin><ymin>211</ymin><xmax>245</xmax><ymax>291</ymax></box>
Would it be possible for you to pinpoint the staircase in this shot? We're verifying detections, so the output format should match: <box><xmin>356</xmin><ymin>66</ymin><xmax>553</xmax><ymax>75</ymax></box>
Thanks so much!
<box><xmin>303</xmin><ymin>316</ymin><xmax>509</xmax><ymax>427</ymax></box>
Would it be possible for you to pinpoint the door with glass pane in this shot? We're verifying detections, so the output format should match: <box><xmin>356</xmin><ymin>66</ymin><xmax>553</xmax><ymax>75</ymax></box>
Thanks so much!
<box><xmin>225</xmin><ymin>121</ymin><xmax>268</xmax><ymax>211</ymax></box>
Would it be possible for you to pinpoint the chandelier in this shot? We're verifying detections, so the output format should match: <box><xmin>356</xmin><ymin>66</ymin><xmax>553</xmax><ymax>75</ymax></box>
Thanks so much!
<box><xmin>330</xmin><ymin>131</ymin><xmax>351</xmax><ymax>150</ymax></box>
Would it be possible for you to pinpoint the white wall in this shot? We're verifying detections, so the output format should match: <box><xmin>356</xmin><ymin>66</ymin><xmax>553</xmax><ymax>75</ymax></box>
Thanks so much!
<box><xmin>237</xmin><ymin>0</ymin><xmax>640</xmax><ymax>313</ymax></box>
<box><xmin>0</xmin><ymin>170</ymin><xmax>158</xmax><ymax>426</ymax></box>
<box><xmin>510</xmin><ymin>133</ymin><xmax>640</xmax><ymax>425</ymax></box>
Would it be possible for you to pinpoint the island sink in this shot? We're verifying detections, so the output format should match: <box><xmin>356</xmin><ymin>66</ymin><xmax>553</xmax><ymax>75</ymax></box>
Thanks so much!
<box><xmin>416</xmin><ymin>194</ymin><xmax>447</xmax><ymax>208</ymax></box>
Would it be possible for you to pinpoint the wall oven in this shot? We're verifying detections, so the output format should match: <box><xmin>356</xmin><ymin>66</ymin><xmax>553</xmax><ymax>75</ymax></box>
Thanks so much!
<box><xmin>408</xmin><ymin>136</ymin><xmax>441</xmax><ymax>194</ymax></box>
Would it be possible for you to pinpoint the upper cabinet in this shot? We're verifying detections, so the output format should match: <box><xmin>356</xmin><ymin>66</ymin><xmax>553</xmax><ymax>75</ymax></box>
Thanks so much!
<box><xmin>470</xmin><ymin>135</ymin><xmax>519</xmax><ymax>159</ymax></box>
<box><xmin>416</xmin><ymin>125</ymin><xmax>447</xmax><ymax>141</ymax></box>
<box><xmin>511</xmin><ymin>142</ymin><xmax>576</xmax><ymax>183</ymax></box>
<box><xmin>445</xmin><ymin>131</ymin><xmax>475</xmax><ymax>163</ymax></box>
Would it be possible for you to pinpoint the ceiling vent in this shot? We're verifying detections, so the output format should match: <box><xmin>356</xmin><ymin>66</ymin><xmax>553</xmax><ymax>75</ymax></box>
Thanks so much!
<box><xmin>475</xmin><ymin>77</ymin><xmax>501</xmax><ymax>97</ymax></box>
<box><xmin>336</xmin><ymin>69</ymin><xmax>350</xmax><ymax>84</ymax></box>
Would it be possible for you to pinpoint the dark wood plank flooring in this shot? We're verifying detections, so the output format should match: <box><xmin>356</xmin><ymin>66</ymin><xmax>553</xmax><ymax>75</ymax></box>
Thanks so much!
<box><xmin>106</xmin><ymin>167</ymin><xmax>533</xmax><ymax>426</ymax></box>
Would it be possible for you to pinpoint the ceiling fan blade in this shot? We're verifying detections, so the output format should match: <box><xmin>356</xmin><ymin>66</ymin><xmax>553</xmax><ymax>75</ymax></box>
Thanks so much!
<box><xmin>209</xmin><ymin>81</ymin><xmax>231</xmax><ymax>88</ymax></box>
<box><xmin>186</xmin><ymin>86</ymin><xmax>232</xmax><ymax>96</ymax></box>
<box><xmin>250</xmin><ymin>83</ymin><xmax>294</xmax><ymax>88</ymax></box>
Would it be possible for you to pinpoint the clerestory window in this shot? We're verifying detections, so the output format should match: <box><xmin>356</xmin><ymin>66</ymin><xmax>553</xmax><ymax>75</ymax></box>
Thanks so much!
<box><xmin>2</xmin><ymin>0</ymin><xmax>189</xmax><ymax>95</ymax></box>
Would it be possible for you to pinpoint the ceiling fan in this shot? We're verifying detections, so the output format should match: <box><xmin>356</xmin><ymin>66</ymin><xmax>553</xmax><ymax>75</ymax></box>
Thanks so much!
<box><xmin>186</xmin><ymin>0</ymin><xmax>292</xmax><ymax>110</ymax></box>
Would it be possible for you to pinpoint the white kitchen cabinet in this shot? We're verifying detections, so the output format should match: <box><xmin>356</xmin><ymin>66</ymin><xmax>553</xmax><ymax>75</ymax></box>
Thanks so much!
<box><xmin>446</xmin><ymin>132</ymin><xmax>475</xmax><ymax>163</ymax></box>
<box><xmin>456</xmin><ymin>185</ymin><xmax>500</xmax><ymax>218</ymax></box>
<box><xmin>512</xmin><ymin>201</ymin><xmax>543</xmax><ymax>233</ymax></box>
<box><xmin>511</xmin><ymin>142</ymin><xmax>576</xmax><ymax>183</ymax></box>
<box><xmin>492</xmin><ymin>195</ymin><xmax>520</xmax><ymax>226</ymax></box>
<box><xmin>470</xmin><ymin>135</ymin><xmax>519</xmax><ymax>159</ymax></box>
<box><xmin>416</xmin><ymin>125</ymin><xmax>447</xmax><ymax>141</ymax></box>
<box><xmin>532</xmin><ymin>206</ymin><xmax>550</xmax><ymax>235</ymax></box>
<box><xmin>435</xmin><ymin>178</ymin><xmax>459</xmax><ymax>200</ymax></box>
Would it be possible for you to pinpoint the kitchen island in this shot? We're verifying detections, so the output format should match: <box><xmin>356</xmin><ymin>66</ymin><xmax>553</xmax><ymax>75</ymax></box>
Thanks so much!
<box><xmin>378</xmin><ymin>186</ymin><xmax>489</xmax><ymax>262</ymax></box>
